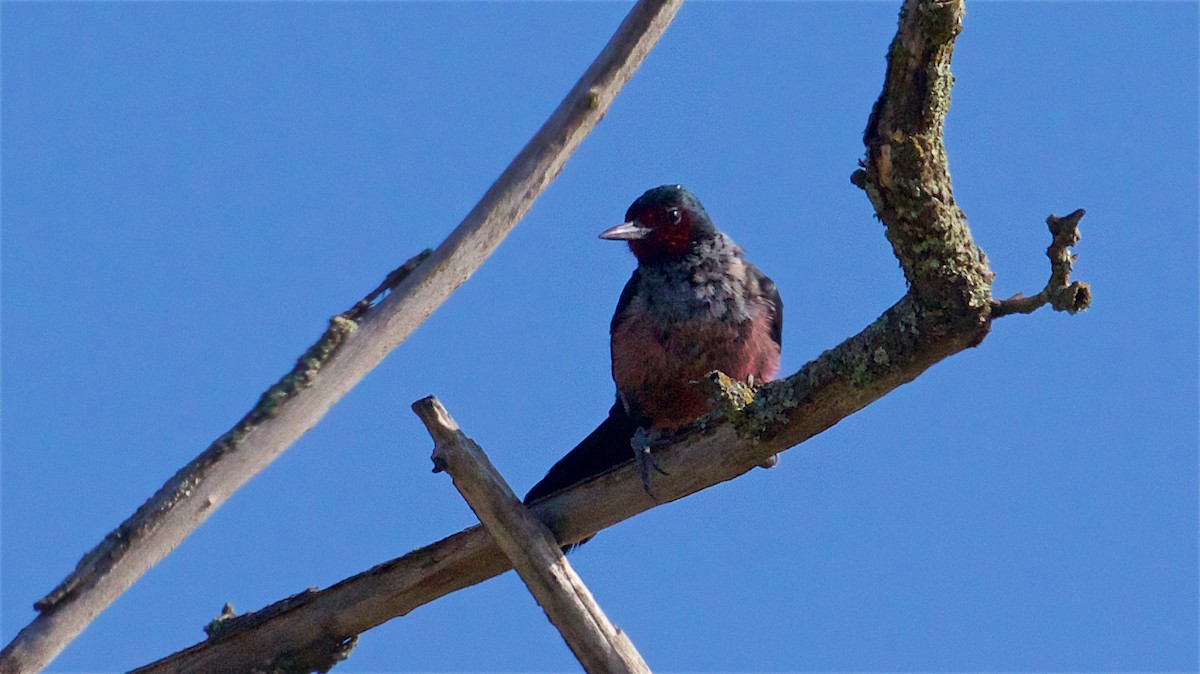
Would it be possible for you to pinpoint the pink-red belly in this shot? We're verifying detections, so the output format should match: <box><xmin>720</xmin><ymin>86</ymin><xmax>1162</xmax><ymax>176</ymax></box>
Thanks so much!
<box><xmin>612</xmin><ymin>314</ymin><xmax>779</xmax><ymax>428</ymax></box>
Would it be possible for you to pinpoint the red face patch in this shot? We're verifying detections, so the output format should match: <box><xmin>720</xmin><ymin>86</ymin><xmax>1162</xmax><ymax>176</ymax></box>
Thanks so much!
<box><xmin>626</xmin><ymin>202</ymin><xmax>695</xmax><ymax>261</ymax></box>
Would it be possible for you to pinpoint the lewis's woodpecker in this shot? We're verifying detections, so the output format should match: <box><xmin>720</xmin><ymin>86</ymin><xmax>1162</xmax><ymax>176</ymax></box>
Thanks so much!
<box><xmin>524</xmin><ymin>185</ymin><xmax>783</xmax><ymax>527</ymax></box>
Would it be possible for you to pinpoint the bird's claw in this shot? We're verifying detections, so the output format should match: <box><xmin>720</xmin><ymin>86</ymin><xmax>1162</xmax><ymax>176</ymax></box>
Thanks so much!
<box><xmin>631</xmin><ymin>428</ymin><xmax>669</xmax><ymax>497</ymax></box>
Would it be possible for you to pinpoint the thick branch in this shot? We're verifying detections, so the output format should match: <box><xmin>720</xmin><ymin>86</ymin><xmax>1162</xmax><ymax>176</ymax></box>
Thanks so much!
<box><xmin>132</xmin><ymin>1</ymin><xmax>1002</xmax><ymax>670</ymax></box>
<box><xmin>853</xmin><ymin>0</ymin><xmax>994</xmax><ymax>332</ymax></box>
<box><xmin>0</xmin><ymin>1</ymin><xmax>682</xmax><ymax>671</ymax></box>
<box><xmin>64</xmin><ymin>0</ymin><xmax>1093</xmax><ymax>670</ymax></box>
<box><xmin>132</xmin><ymin>292</ymin><xmax>981</xmax><ymax>674</ymax></box>
<box><xmin>416</xmin><ymin>397</ymin><xmax>650</xmax><ymax>674</ymax></box>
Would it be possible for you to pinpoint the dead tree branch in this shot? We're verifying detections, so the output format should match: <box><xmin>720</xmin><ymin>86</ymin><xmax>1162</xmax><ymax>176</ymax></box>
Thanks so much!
<box><xmin>991</xmin><ymin>209</ymin><xmax>1092</xmax><ymax>317</ymax></box>
<box><xmin>131</xmin><ymin>295</ymin><xmax>982</xmax><ymax>674</ymax></box>
<box><xmin>417</xmin><ymin>397</ymin><xmax>650</xmax><ymax>674</ymax></box>
<box><xmin>0</xmin><ymin>0</ymin><xmax>682</xmax><ymax>671</ymax></box>
<box><xmin>126</xmin><ymin>0</ymin><xmax>1088</xmax><ymax>669</ymax></box>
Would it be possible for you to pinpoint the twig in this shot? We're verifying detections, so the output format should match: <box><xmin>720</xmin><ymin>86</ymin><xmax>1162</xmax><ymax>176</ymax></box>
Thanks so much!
<box><xmin>416</xmin><ymin>397</ymin><xmax>650</xmax><ymax>674</ymax></box>
<box><xmin>340</xmin><ymin>250</ymin><xmax>434</xmax><ymax>322</ymax></box>
<box><xmin>0</xmin><ymin>0</ymin><xmax>682</xmax><ymax>670</ymax></box>
<box><xmin>991</xmin><ymin>209</ymin><xmax>1091</xmax><ymax>317</ymax></box>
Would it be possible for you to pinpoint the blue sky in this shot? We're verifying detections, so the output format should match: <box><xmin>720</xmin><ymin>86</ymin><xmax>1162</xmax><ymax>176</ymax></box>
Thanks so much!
<box><xmin>3</xmin><ymin>2</ymin><xmax>1196</xmax><ymax>672</ymax></box>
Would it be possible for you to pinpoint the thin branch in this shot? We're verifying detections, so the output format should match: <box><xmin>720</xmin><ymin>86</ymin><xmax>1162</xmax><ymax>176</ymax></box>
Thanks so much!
<box><xmin>28</xmin><ymin>248</ymin><xmax>432</xmax><ymax>619</ymax></box>
<box><xmin>126</xmin><ymin>0</ymin><xmax>1089</xmax><ymax>670</ymax></box>
<box><xmin>0</xmin><ymin>1</ymin><xmax>682</xmax><ymax>671</ymax></box>
<box><xmin>131</xmin><ymin>294</ymin><xmax>984</xmax><ymax>674</ymax></box>
<box><xmin>991</xmin><ymin>209</ymin><xmax>1091</xmax><ymax>317</ymax></box>
<box><xmin>416</xmin><ymin>397</ymin><xmax>650</xmax><ymax>674</ymax></box>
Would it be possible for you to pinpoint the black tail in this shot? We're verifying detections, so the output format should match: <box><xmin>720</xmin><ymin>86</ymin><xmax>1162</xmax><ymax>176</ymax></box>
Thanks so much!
<box><xmin>523</xmin><ymin>401</ymin><xmax>637</xmax><ymax>549</ymax></box>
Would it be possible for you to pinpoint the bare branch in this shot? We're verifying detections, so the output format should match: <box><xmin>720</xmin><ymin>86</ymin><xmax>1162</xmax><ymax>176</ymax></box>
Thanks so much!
<box><xmin>65</xmin><ymin>0</ymin><xmax>1094</xmax><ymax>670</ymax></box>
<box><xmin>128</xmin><ymin>1</ymin><xmax>1025</xmax><ymax>669</ymax></box>
<box><xmin>0</xmin><ymin>0</ymin><xmax>682</xmax><ymax>670</ymax></box>
<box><xmin>853</xmin><ymin>0</ymin><xmax>994</xmax><ymax>331</ymax></box>
<box><xmin>416</xmin><ymin>397</ymin><xmax>650</xmax><ymax>674</ymax></box>
<box><xmin>30</xmin><ymin>249</ymin><xmax>432</xmax><ymax>622</ymax></box>
<box><xmin>991</xmin><ymin>209</ymin><xmax>1092</xmax><ymax>317</ymax></box>
<box><xmin>131</xmin><ymin>291</ymin><xmax>984</xmax><ymax>673</ymax></box>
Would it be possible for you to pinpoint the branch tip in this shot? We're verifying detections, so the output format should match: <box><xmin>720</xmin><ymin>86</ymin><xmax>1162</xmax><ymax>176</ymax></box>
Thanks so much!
<box><xmin>991</xmin><ymin>208</ymin><xmax>1090</xmax><ymax>318</ymax></box>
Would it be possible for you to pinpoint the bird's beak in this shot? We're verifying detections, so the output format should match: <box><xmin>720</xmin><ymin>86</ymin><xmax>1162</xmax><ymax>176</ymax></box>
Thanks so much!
<box><xmin>599</xmin><ymin>221</ymin><xmax>651</xmax><ymax>241</ymax></box>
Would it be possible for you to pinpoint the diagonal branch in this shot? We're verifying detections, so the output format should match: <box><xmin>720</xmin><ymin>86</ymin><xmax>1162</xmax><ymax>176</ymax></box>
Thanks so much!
<box><xmin>853</xmin><ymin>0</ymin><xmax>993</xmax><ymax>333</ymax></box>
<box><xmin>130</xmin><ymin>0</ymin><xmax>1088</xmax><ymax>670</ymax></box>
<box><xmin>132</xmin><ymin>290</ymin><xmax>980</xmax><ymax>673</ymax></box>
<box><xmin>0</xmin><ymin>1</ymin><xmax>682</xmax><ymax>671</ymax></box>
<box><xmin>417</xmin><ymin>397</ymin><xmax>651</xmax><ymax>674</ymax></box>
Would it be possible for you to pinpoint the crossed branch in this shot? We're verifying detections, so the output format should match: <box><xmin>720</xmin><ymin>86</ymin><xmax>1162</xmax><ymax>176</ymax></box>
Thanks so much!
<box><xmin>1</xmin><ymin>0</ymin><xmax>1088</xmax><ymax>671</ymax></box>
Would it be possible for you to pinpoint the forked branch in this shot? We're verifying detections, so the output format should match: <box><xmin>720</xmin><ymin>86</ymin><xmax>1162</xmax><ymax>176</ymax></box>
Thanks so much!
<box><xmin>34</xmin><ymin>0</ymin><xmax>1094</xmax><ymax>670</ymax></box>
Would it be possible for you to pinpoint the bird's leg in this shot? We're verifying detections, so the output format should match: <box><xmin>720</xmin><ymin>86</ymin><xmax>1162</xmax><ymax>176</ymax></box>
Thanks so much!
<box><xmin>631</xmin><ymin>427</ymin><xmax>669</xmax><ymax>496</ymax></box>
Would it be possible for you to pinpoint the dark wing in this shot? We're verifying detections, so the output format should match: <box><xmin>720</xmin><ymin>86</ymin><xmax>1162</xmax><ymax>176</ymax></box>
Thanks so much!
<box><xmin>523</xmin><ymin>270</ymin><xmax>646</xmax><ymax>551</ymax></box>
<box><xmin>522</xmin><ymin>401</ymin><xmax>637</xmax><ymax>553</ymax></box>
<box><xmin>749</xmin><ymin>263</ymin><xmax>783</xmax><ymax>348</ymax></box>
<box><xmin>523</xmin><ymin>400</ymin><xmax>638</xmax><ymax>506</ymax></box>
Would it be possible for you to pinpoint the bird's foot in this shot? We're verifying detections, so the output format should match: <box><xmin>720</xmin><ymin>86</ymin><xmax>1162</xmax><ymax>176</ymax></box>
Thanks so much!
<box><xmin>631</xmin><ymin>427</ymin><xmax>669</xmax><ymax>497</ymax></box>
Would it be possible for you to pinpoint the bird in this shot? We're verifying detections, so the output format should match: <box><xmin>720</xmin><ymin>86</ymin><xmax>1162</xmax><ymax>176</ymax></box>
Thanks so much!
<box><xmin>523</xmin><ymin>184</ymin><xmax>783</xmax><ymax>545</ymax></box>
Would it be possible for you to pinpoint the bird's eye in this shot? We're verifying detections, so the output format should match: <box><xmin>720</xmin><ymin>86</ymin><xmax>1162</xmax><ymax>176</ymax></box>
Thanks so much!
<box><xmin>667</xmin><ymin>208</ymin><xmax>682</xmax><ymax>224</ymax></box>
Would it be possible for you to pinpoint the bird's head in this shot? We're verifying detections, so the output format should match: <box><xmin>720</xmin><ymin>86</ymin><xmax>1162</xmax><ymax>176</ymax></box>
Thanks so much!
<box><xmin>599</xmin><ymin>185</ymin><xmax>717</xmax><ymax>263</ymax></box>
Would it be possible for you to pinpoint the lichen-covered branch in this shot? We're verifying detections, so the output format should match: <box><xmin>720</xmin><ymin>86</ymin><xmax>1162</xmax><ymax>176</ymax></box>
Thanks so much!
<box><xmin>34</xmin><ymin>245</ymin><xmax>433</xmax><ymax>613</ymax></box>
<box><xmin>852</xmin><ymin>0</ymin><xmax>994</xmax><ymax>336</ymax></box>
<box><xmin>131</xmin><ymin>288</ymin><xmax>987</xmax><ymax>674</ymax></box>
<box><xmin>991</xmin><ymin>209</ymin><xmax>1092</xmax><ymax>317</ymax></box>
<box><xmin>6</xmin><ymin>249</ymin><xmax>426</xmax><ymax>671</ymax></box>
<box><xmin>0</xmin><ymin>0</ymin><xmax>682</xmax><ymax>669</ymax></box>
<box><xmin>102</xmin><ymin>0</ymin><xmax>1094</xmax><ymax>670</ymax></box>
